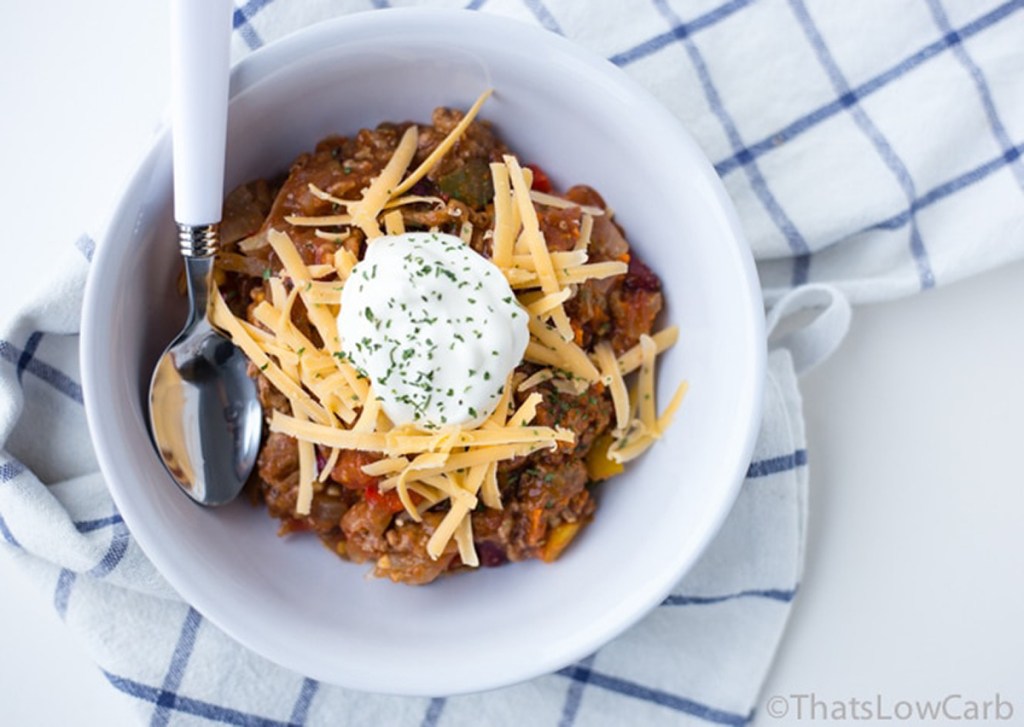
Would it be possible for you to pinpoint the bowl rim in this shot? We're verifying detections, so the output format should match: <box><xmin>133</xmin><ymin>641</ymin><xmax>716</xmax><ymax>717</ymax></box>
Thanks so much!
<box><xmin>81</xmin><ymin>7</ymin><xmax>765</xmax><ymax>695</ymax></box>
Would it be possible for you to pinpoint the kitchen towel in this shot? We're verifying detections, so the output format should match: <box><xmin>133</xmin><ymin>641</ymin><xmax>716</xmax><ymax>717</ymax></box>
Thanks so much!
<box><xmin>2</xmin><ymin>1</ymin><xmax>1023</xmax><ymax>726</ymax></box>
<box><xmin>229</xmin><ymin>0</ymin><xmax>1024</xmax><ymax>303</ymax></box>
<box><xmin>0</xmin><ymin>249</ymin><xmax>810</xmax><ymax>727</ymax></box>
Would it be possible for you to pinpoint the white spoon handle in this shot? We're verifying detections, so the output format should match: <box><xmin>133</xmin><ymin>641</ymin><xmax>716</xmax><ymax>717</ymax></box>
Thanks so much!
<box><xmin>170</xmin><ymin>0</ymin><xmax>232</xmax><ymax>228</ymax></box>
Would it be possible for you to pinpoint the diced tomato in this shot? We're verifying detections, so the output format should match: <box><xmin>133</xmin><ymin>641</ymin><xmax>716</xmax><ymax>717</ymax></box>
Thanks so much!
<box><xmin>624</xmin><ymin>253</ymin><xmax>661</xmax><ymax>292</ymax></box>
<box><xmin>277</xmin><ymin>518</ymin><xmax>311</xmax><ymax>536</ymax></box>
<box><xmin>364</xmin><ymin>484</ymin><xmax>405</xmax><ymax>514</ymax></box>
<box><xmin>330</xmin><ymin>449</ymin><xmax>381</xmax><ymax>490</ymax></box>
<box><xmin>526</xmin><ymin>163</ymin><xmax>553</xmax><ymax>194</ymax></box>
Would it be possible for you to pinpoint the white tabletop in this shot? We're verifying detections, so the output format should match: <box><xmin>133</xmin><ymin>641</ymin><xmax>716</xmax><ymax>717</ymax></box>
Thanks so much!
<box><xmin>1</xmin><ymin>2</ymin><xmax>1021</xmax><ymax>725</ymax></box>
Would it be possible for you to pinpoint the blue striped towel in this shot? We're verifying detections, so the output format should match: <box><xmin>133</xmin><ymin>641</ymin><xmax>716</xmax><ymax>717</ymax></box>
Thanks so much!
<box><xmin>1</xmin><ymin>1</ymin><xmax>1022</xmax><ymax>725</ymax></box>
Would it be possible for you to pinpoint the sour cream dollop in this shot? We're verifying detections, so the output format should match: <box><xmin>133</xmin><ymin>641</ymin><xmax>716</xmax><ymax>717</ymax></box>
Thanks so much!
<box><xmin>338</xmin><ymin>232</ymin><xmax>529</xmax><ymax>430</ymax></box>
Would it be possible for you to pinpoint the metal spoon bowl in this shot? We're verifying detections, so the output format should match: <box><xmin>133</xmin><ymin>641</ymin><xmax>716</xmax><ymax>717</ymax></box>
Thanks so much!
<box><xmin>149</xmin><ymin>229</ymin><xmax>261</xmax><ymax>505</ymax></box>
<box><xmin>148</xmin><ymin>0</ymin><xmax>261</xmax><ymax>506</ymax></box>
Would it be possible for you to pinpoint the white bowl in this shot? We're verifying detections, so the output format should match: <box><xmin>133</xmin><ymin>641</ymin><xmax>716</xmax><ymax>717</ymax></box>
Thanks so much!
<box><xmin>81</xmin><ymin>8</ymin><xmax>764</xmax><ymax>696</ymax></box>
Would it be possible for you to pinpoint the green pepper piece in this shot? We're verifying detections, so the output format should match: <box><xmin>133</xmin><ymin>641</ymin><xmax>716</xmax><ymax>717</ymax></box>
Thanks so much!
<box><xmin>437</xmin><ymin>157</ymin><xmax>495</xmax><ymax>210</ymax></box>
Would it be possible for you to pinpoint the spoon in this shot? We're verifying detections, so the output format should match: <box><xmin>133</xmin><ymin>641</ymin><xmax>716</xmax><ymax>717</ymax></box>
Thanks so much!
<box><xmin>148</xmin><ymin>0</ymin><xmax>261</xmax><ymax>506</ymax></box>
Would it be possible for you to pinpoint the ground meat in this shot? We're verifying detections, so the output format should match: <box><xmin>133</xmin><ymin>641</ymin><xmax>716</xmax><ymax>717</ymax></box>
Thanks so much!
<box><xmin>564</xmin><ymin>277</ymin><xmax>617</xmax><ymax>349</ymax></box>
<box><xmin>221</xmin><ymin>179</ymin><xmax>276</xmax><ymax>247</ymax></box>
<box><xmin>609</xmin><ymin>286</ymin><xmax>663</xmax><ymax>354</ymax></box>
<box><xmin>223</xmin><ymin>105</ymin><xmax>667</xmax><ymax>585</ymax></box>
<box><xmin>256</xmin><ymin>432</ymin><xmax>300</xmax><ymax>519</ymax></box>
<box><xmin>255</xmin><ymin>372</ymin><xmax>290</xmax><ymax>415</ymax></box>
<box><xmin>297</xmin><ymin>492</ymin><xmax>357</xmax><ymax>536</ymax></box>
<box><xmin>538</xmin><ymin>206</ymin><xmax>581</xmax><ymax>251</ymax></box>
<box><xmin>564</xmin><ymin>185</ymin><xmax>630</xmax><ymax>264</ymax></box>
<box><xmin>329</xmin><ymin>450</ymin><xmax>381</xmax><ymax>490</ymax></box>
<box><xmin>624</xmin><ymin>253</ymin><xmax>661</xmax><ymax>292</ymax></box>
<box><xmin>568</xmin><ymin>252</ymin><xmax>663</xmax><ymax>354</ymax></box>
<box><xmin>375</xmin><ymin>512</ymin><xmax>458</xmax><ymax>585</ymax></box>
<box><xmin>417</xmin><ymin>107</ymin><xmax>507</xmax><ymax>181</ymax></box>
<box><xmin>316</xmin><ymin>494</ymin><xmax>351</xmax><ymax>525</ymax></box>
<box><xmin>341</xmin><ymin>500</ymin><xmax>394</xmax><ymax>563</ymax></box>
<box><xmin>530</xmin><ymin>381</ymin><xmax>612</xmax><ymax>459</ymax></box>
<box><xmin>469</xmin><ymin>381</ymin><xmax>609</xmax><ymax>563</ymax></box>
<box><xmin>473</xmin><ymin>459</ymin><xmax>594</xmax><ymax>562</ymax></box>
<box><xmin>558</xmin><ymin>184</ymin><xmax>663</xmax><ymax>350</ymax></box>
<box><xmin>255</xmin><ymin>433</ymin><xmax>358</xmax><ymax>536</ymax></box>
<box><xmin>517</xmin><ymin>458</ymin><xmax>589</xmax><ymax>516</ymax></box>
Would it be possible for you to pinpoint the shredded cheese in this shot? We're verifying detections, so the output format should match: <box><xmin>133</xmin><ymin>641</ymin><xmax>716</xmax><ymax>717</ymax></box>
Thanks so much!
<box><xmin>318</xmin><ymin>448</ymin><xmax>341</xmax><ymax>484</ymax></box>
<box><xmin>349</xmin><ymin>124</ymin><xmax>419</xmax><ymax>239</ymax></box>
<box><xmin>288</xmin><ymin>194</ymin><xmax>444</xmax><ymax>228</ymax></box>
<box><xmin>504</xmin><ymin>155</ymin><xmax>575</xmax><ymax>341</ymax></box>
<box><xmin>517</xmin><ymin>368</ymin><xmax>555</xmax><ymax>392</ymax></box>
<box><xmin>490</xmin><ymin>162</ymin><xmax>517</xmax><ymax>269</ymax></box>
<box><xmin>285</xmin><ymin>213</ymin><xmax>352</xmax><ymax>227</ymax></box>
<box><xmin>483</xmin><ymin>372</ymin><xmax>515</xmax><ymax>429</ymax></box>
<box><xmin>524</xmin><ymin>341</ymin><xmax>564</xmax><ymax>369</ymax></box>
<box><xmin>607</xmin><ymin>335</ymin><xmax>687</xmax><ymax>464</ymax></box>
<box><xmin>480</xmin><ymin>461</ymin><xmax>501</xmax><ymax>510</ymax></box>
<box><xmin>383</xmin><ymin>209</ymin><xmax>406</xmax><ymax>236</ymax></box>
<box><xmin>391</xmin><ymin>89</ymin><xmax>493</xmax><ymax>198</ymax></box>
<box><xmin>401</xmin><ymin>444</ymin><xmax>549</xmax><ymax>479</ymax></box>
<box><xmin>528</xmin><ymin>316</ymin><xmax>600</xmax><ymax>381</ymax></box>
<box><xmin>594</xmin><ymin>341</ymin><xmax>629</xmax><ymax>433</ymax></box>
<box><xmin>508</xmin><ymin>392</ymin><xmax>543</xmax><ymax>428</ymax></box>
<box><xmin>334</xmin><ymin>248</ymin><xmax>358</xmax><ymax>279</ymax></box>
<box><xmin>267</xmin><ymin>229</ymin><xmax>311</xmax><ymax>282</ymax></box>
<box><xmin>270</xmin><ymin>410</ymin><xmax>571</xmax><ymax>455</ymax></box>
<box><xmin>575</xmin><ymin>213</ymin><xmax>593</xmax><ymax>252</ymax></box>
<box><xmin>238</xmin><ymin>232</ymin><xmax>268</xmax><ymax>252</ymax></box>
<box><xmin>529</xmin><ymin>189</ymin><xmax>604</xmax><ymax>217</ymax></box>
<box><xmin>303</xmin><ymin>281</ymin><xmax>344</xmax><ymax>305</ymax></box>
<box><xmin>511</xmin><ymin>250</ymin><xmax>588</xmax><ymax>272</ymax></box>
<box><xmin>427</xmin><ymin>466</ymin><xmax>488</xmax><ymax>560</ymax></box>
<box><xmin>353</xmin><ymin>388</ymin><xmax>382</xmax><ymax>433</ymax></box>
<box><xmin>506</xmin><ymin>260</ymin><xmax>628</xmax><ymax>289</ymax></box>
<box><xmin>307</xmin><ymin>183</ymin><xmax>351</xmax><ymax>208</ymax></box>
<box><xmin>525</xmin><ymin>288</ymin><xmax>573</xmax><ymax>317</ymax></box>
<box><xmin>306</xmin><ymin>264</ymin><xmax>336</xmax><ymax>279</ymax></box>
<box><xmin>637</xmin><ymin>335</ymin><xmax>658</xmax><ymax>431</ymax></box>
<box><xmin>293</xmin><ymin>406</ymin><xmax>317</xmax><ymax>516</ymax></box>
<box><xmin>210</xmin><ymin>290</ymin><xmax>331</xmax><ymax>426</ymax></box>
<box><xmin>453</xmin><ymin>513</ymin><xmax>478</xmax><ymax>566</ymax></box>
<box><xmin>618</xmin><ymin>326</ymin><xmax>679</xmax><ymax>375</ymax></box>
<box><xmin>211</xmin><ymin>91</ymin><xmax>688</xmax><ymax>569</ymax></box>
<box><xmin>361</xmin><ymin>457</ymin><xmax>409</xmax><ymax>477</ymax></box>
<box><xmin>657</xmin><ymin>381</ymin><xmax>689</xmax><ymax>434</ymax></box>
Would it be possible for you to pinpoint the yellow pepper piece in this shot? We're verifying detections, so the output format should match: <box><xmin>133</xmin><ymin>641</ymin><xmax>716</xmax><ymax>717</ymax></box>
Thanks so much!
<box><xmin>541</xmin><ymin>521</ymin><xmax>581</xmax><ymax>563</ymax></box>
<box><xmin>586</xmin><ymin>432</ymin><xmax>625</xmax><ymax>481</ymax></box>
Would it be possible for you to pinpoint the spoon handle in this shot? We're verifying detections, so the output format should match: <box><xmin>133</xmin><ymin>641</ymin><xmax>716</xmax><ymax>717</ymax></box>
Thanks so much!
<box><xmin>170</xmin><ymin>0</ymin><xmax>232</xmax><ymax>231</ymax></box>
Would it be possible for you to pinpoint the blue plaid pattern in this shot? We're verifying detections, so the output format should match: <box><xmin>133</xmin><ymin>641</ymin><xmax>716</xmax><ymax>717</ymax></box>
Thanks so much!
<box><xmin>1</xmin><ymin>0</ymin><xmax>1021</xmax><ymax>724</ymax></box>
<box><xmin>0</xmin><ymin>314</ymin><xmax>805</xmax><ymax>724</ymax></box>
<box><xmin>227</xmin><ymin>0</ymin><xmax>1023</xmax><ymax>302</ymax></box>
<box><xmin>0</xmin><ymin>337</ymin><xmax>83</xmax><ymax>403</ymax></box>
<box><xmin>0</xmin><ymin>282</ymin><xmax>806</xmax><ymax>727</ymax></box>
<box><xmin>0</xmin><ymin>245</ymin><xmax>807</xmax><ymax>726</ymax></box>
